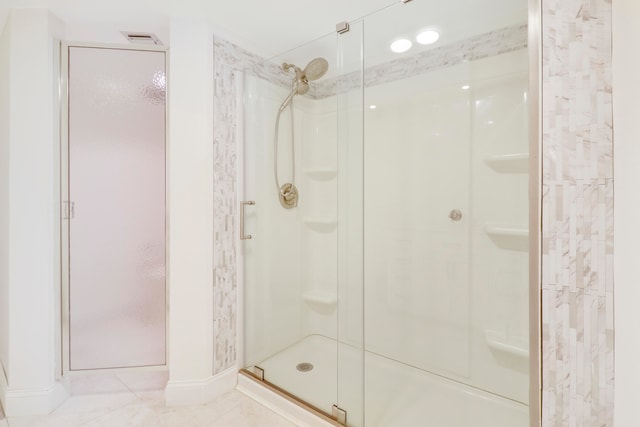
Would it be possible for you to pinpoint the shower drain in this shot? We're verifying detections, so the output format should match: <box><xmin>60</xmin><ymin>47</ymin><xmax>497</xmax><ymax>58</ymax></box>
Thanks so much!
<box><xmin>296</xmin><ymin>362</ymin><xmax>314</xmax><ymax>372</ymax></box>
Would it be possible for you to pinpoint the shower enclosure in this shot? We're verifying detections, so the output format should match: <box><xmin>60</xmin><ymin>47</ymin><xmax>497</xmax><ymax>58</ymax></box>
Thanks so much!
<box><xmin>241</xmin><ymin>1</ymin><xmax>534</xmax><ymax>425</ymax></box>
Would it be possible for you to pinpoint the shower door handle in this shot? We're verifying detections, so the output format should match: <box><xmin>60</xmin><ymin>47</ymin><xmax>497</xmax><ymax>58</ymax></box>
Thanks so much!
<box><xmin>63</xmin><ymin>201</ymin><xmax>75</xmax><ymax>220</ymax></box>
<box><xmin>240</xmin><ymin>201</ymin><xmax>255</xmax><ymax>240</ymax></box>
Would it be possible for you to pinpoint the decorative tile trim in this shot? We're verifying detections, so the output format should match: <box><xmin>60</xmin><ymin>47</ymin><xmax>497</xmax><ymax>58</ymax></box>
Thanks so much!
<box><xmin>541</xmin><ymin>0</ymin><xmax>614</xmax><ymax>425</ymax></box>
<box><xmin>211</xmin><ymin>38</ymin><xmax>290</xmax><ymax>373</ymax></box>
<box><xmin>214</xmin><ymin>38</ymin><xmax>291</xmax><ymax>87</ymax></box>
<box><xmin>314</xmin><ymin>24</ymin><xmax>528</xmax><ymax>98</ymax></box>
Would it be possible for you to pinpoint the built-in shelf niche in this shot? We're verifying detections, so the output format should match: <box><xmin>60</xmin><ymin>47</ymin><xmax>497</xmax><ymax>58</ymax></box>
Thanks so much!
<box><xmin>484</xmin><ymin>225</ymin><xmax>528</xmax><ymax>251</ymax></box>
<box><xmin>485</xmin><ymin>153</ymin><xmax>529</xmax><ymax>173</ymax></box>
<box><xmin>303</xmin><ymin>291</ymin><xmax>338</xmax><ymax>307</ymax></box>
<box><xmin>484</xmin><ymin>329</ymin><xmax>528</xmax><ymax>360</ymax></box>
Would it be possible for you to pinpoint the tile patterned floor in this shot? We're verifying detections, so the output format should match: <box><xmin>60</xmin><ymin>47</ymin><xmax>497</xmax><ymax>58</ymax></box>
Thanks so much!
<box><xmin>0</xmin><ymin>372</ymin><xmax>296</xmax><ymax>427</ymax></box>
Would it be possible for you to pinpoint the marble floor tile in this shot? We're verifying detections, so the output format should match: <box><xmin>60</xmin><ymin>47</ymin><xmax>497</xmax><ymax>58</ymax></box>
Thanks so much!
<box><xmin>6</xmin><ymin>410</ymin><xmax>108</xmax><ymax>427</ymax></box>
<box><xmin>5</xmin><ymin>388</ymin><xmax>298</xmax><ymax>427</ymax></box>
<box><xmin>52</xmin><ymin>391</ymin><xmax>139</xmax><ymax>415</ymax></box>
<box><xmin>69</xmin><ymin>374</ymin><xmax>129</xmax><ymax>396</ymax></box>
<box><xmin>116</xmin><ymin>370</ymin><xmax>168</xmax><ymax>392</ymax></box>
<box><xmin>80</xmin><ymin>401</ymin><xmax>163</xmax><ymax>427</ymax></box>
<box><xmin>209</xmin><ymin>395</ymin><xmax>297</xmax><ymax>427</ymax></box>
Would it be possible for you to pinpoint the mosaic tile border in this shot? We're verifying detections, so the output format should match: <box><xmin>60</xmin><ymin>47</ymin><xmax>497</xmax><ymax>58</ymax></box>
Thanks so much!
<box><xmin>314</xmin><ymin>24</ymin><xmax>528</xmax><ymax>98</ymax></box>
<box><xmin>541</xmin><ymin>0</ymin><xmax>614</xmax><ymax>425</ymax></box>
<box><xmin>212</xmin><ymin>37</ymin><xmax>290</xmax><ymax>373</ymax></box>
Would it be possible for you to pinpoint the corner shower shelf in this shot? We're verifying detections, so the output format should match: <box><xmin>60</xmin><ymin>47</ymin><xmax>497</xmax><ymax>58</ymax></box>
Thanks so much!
<box><xmin>484</xmin><ymin>330</ymin><xmax>528</xmax><ymax>359</ymax></box>
<box><xmin>485</xmin><ymin>153</ymin><xmax>529</xmax><ymax>173</ymax></box>
<box><xmin>484</xmin><ymin>225</ymin><xmax>528</xmax><ymax>251</ymax></box>
<box><xmin>304</xmin><ymin>168</ymin><xmax>338</xmax><ymax>181</ymax></box>
<box><xmin>484</xmin><ymin>225</ymin><xmax>528</xmax><ymax>238</ymax></box>
<box><xmin>303</xmin><ymin>291</ymin><xmax>338</xmax><ymax>307</ymax></box>
<box><xmin>303</xmin><ymin>217</ymin><xmax>337</xmax><ymax>232</ymax></box>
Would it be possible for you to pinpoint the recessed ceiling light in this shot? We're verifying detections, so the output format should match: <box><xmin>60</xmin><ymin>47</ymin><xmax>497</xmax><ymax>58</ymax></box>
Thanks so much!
<box><xmin>461</xmin><ymin>85</ymin><xmax>470</xmax><ymax>90</ymax></box>
<box><xmin>369</xmin><ymin>105</ymin><xmax>377</xmax><ymax>109</ymax></box>
<box><xmin>390</xmin><ymin>38</ymin><xmax>412</xmax><ymax>53</ymax></box>
<box><xmin>416</xmin><ymin>30</ymin><xmax>440</xmax><ymax>45</ymax></box>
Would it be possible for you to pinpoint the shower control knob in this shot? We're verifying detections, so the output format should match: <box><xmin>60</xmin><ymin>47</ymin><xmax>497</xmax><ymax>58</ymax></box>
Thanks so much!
<box><xmin>449</xmin><ymin>209</ymin><xmax>462</xmax><ymax>222</ymax></box>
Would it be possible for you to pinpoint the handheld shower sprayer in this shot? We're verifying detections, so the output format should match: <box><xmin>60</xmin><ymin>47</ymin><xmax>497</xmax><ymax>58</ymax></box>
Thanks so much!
<box><xmin>274</xmin><ymin>57</ymin><xmax>329</xmax><ymax>209</ymax></box>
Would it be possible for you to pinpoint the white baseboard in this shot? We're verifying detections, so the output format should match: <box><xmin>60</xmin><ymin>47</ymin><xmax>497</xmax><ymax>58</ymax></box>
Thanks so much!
<box><xmin>0</xmin><ymin>362</ymin><xmax>69</xmax><ymax>417</ymax></box>
<box><xmin>236</xmin><ymin>373</ymin><xmax>337</xmax><ymax>427</ymax></box>
<box><xmin>165</xmin><ymin>367</ymin><xmax>238</xmax><ymax>406</ymax></box>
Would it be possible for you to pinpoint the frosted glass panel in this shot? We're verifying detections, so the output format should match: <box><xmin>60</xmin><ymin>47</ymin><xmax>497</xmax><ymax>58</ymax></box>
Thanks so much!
<box><xmin>68</xmin><ymin>47</ymin><xmax>166</xmax><ymax>370</ymax></box>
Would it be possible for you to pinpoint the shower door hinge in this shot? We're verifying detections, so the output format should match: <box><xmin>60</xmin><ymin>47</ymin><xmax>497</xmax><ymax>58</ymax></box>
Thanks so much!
<box><xmin>336</xmin><ymin>21</ymin><xmax>350</xmax><ymax>35</ymax></box>
<box><xmin>332</xmin><ymin>405</ymin><xmax>347</xmax><ymax>425</ymax></box>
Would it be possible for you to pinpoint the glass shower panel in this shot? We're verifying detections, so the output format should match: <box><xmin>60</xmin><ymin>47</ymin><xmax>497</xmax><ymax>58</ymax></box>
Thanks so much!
<box><xmin>361</xmin><ymin>1</ymin><xmax>529</xmax><ymax>425</ymax></box>
<box><xmin>68</xmin><ymin>47</ymin><xmax>166</xmax><ymax>370</ymax></box>
<box><xmin>336</xmin><ymin>18</ymin><xmax>365</xmax><ymax>427</ymax></box>
<box><xmin>242</xmin><ymin>31</ymin><xmax>340</xmax><ymax>417</ymax></box>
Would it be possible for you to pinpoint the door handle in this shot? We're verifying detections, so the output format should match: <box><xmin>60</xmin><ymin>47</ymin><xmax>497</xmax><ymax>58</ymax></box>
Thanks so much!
<box><xmin>240</xmin><ymin>201</ymin><xmax>255</xmax><ymax>240</ymax></box>
<box><xmin>63</xmin><ymin>201</ymin><xmax>75</xmax><ymax>220</ymax></box>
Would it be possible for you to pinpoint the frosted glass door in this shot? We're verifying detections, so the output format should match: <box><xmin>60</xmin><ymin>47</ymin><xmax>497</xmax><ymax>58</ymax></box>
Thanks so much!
<box><xmin>67</xmin><ymin>47</ymin><xmax>166</xmax><ymax>370</ymax></box>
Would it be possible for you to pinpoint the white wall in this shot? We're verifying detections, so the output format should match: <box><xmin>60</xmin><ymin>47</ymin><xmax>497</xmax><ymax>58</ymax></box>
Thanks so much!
<box><xmin>613</xmin><ymin>0</ymin><xmax>640</xmax><ymax>424</ymax></box>
<box><xmin>0</xmin><ymin>9</ymin><xmax>68</xmax><ymax>416</ymax></box>
<box><xmin>164</xmin><ymin>17</ymin><xmax>221</xmax><ymax>405</ymax></box>
<box><xmin>0</xmin><ymin>8</ymin><xmax>236</xmax><ymax>413</ymax></box>
<box><xmin>0</xmin><ymin>8</ymin><xmax>11</xmax><ymax>387</ymax></box>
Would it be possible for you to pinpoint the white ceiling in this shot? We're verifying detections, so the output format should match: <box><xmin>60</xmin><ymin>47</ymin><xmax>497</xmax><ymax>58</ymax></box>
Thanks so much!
<box><xmin>2</xmin><ymin>0</ymin><xmax>527</xmax><ymax>66</ymax></box>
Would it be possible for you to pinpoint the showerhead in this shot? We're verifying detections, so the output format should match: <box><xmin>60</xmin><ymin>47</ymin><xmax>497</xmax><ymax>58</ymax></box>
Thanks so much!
<box><xmin>303</xmin><ymin>57</ymin><xmax>329</xmax><ymax>81</ymax></box>
<box><xmin>278</xmin><ymin>57</ymin><xmax>328</xmax><ymax>112</ymax></box>
<box><xmin>282</xmin><ymin>57</ymin><xmax>329</xmax><ymax>84</ymax></box>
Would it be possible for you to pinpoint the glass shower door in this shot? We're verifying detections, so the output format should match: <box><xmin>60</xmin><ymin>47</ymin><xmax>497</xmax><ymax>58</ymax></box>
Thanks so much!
<box><xmin>66</xmin><ymin>46</ymin><xmax>166</xmax><ymax>370</ymax></box>
<box><xmin>241</xmin><ymin>30</ymin><xmax>342</xmax><ymax>419</ymax></box>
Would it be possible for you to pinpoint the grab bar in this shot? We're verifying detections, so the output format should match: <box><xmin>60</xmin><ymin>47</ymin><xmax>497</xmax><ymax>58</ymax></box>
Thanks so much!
<box><xmin>240</xmin><ymin>201</ymin><xmax>255</xmax><ymax>240</ymax></box>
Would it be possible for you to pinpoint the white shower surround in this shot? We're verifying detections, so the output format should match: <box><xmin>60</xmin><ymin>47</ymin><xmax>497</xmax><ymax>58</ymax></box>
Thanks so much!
<box><xmin>212</xmin><ymin>22</ymin><xmax>530</xmax><ymax>375</ymax></box>
<box><xmin>240</xmin><ymin>47</ymin><xmax>532</xmax><ymax>421</ymax></box>
<box><xmin>222</xmin><ymin>21</ymin><xmax>531</xmax><ymax>427</ymax></box>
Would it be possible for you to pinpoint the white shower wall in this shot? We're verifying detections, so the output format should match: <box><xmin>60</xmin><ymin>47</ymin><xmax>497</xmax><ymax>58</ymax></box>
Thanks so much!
<box><xmin>243</xmin><ymin>76</ymin><xmax>305</xmax><ymax>366</ymax></box>
<box><xmin>243</xmin><ymin>73</ymin><xmax>348</xmax><ymax>360</ymax></box>
<box><xmin>363</xmin><ymin>49</ymin><xmax>529</xmax><ymax>404</ymax></box>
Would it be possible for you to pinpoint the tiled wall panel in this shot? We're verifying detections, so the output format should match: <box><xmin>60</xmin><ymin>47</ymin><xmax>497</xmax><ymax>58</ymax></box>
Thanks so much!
<box><xmin>212</xmin><ymin>39</ymin><xmax>289</xmax><ymax>373</ymax></box>
<box><xmin>541</xmin><ymin>0</ymin><xmax>614</xmax><ymax>425</ymax></box>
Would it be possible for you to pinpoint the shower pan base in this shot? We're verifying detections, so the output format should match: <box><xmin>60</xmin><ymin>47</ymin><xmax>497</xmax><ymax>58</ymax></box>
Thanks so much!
<box><xmin>241</xmin><ymin>335</ymin><xmax>528</xmax><ymax>427</ymax></box>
